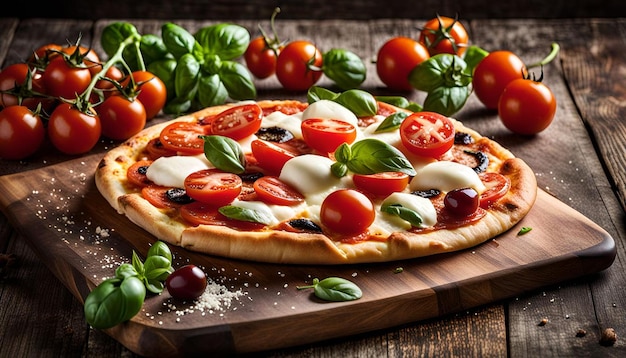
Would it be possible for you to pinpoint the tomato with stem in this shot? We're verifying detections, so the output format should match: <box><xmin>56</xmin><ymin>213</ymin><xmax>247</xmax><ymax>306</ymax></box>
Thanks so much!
<box><xmin>97</xmin><ymin>95</ymin><xmax>147</xmax><ymax>140</ymax></box>
<box><xmin>472</xmin><ymin>51</ymin><xmax>527</xmax><ymax>110</ymax></box>
<box><xmin>0</xmin><ymin>63</ymin><xmax>52</xmax><ymax>111</ymax></box>
<box><xmin>244</xmin><ymin>7</ymin><xmax>283</xmax><ymax>79</ymax></box>
<box><xmin>43</xmin><ymin>56</ymin><xmax>92</xmax><ymax>99</ymax></box>
<box><xmin>47</xmin><ymin>103</ymin><xmax>101</xmax><ymax>155</ymax></box>
<box><xmin>121</xmin><ymin>71</ymin><xmax>167</xmax><ymax>119</ymax></box>
<box><xmin>376</xmin><ymin>37</ymin><xmax>430</xmax><ymax>91</ymax></box>
<box><xmin>419</xmin><ymin>14</ymin><xmax>469</xmax><ymax>56</ymax></box>
<box><xmin>399</xmin><ymin>111</ymin><xmax>455</xmax><ymax>158</ymax></box>
<box><xmin>275</xmin><ymin>40</ymin><xmax>323</xmax><ymax>91</ymax></box>
<box><xmin>498</xmin><ymin>76</ymin><xmax>557</xmax><ymax>135</ymax></box>
<box><xmin>0</xmin><ymin>105</ymin><xmax>45</xmax><ymax>160</ymax></box>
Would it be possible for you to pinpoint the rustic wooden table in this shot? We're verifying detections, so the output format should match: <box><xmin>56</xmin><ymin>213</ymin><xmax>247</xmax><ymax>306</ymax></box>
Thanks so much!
<box><xmin>0</xmin><ymin>16</ymin><xmax>625</xmax><ymax>357</ymax></box>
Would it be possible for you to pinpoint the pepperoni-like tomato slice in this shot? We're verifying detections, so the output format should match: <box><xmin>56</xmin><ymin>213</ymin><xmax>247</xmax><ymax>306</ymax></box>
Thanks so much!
<box><xmin>210</xmin><ymin>103</ymin><xmax>263</xmax><ymax>140</ymax></box>
<box><xmin>352</xmin><ymin>171</ymin><xmax>409</xmax><ymax>197</ymax></box>
<box><xmin>159</xmin><ymin>121</ymin><xmax>209</xmax><ymax>155</ymax></box>
<box><xmin>183</xmin><ymin>169</ymin><xmax>242</xmax><ymax>206</ymax></box>
<box><xmin>253</xmin><ymin>176</ymin><xmax>304</xmax><ymax>206</ymax></box>
<box><xmin>250</xmin><ymin>139</ymin><xmax>298</xmax><ymax>175</ymax></box>
<box><xmin>301</xmin><ymin>118</ymin><xmax>357</xmax><ymax>155</ymax></box>
<box><xmin>126</xmin><ymin>160</ymin><xmax>153</xmax><ymax>187</ymax></box>
<box><xmin>478</xmin><ymin>172</ymin><xmax>511</xmax><ymax>208</ymax></box>
<box><xmin>179</xmin><ymin>201</ymin><xmax>266</xmax><ymax>230</ymax></box>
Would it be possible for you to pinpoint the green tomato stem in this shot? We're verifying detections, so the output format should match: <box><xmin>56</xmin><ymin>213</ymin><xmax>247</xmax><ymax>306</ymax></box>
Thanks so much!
<box><xmin>526</xmin><ymin>42</ymin><xmax>560</xmax><ymax>68</ymax></box>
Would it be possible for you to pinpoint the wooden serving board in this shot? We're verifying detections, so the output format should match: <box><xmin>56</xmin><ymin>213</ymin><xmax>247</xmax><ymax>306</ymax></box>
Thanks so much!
<box><xmin>0</xmin><ymin>154</ymin><xmax>615</xmax><ymax>357</ymax></box>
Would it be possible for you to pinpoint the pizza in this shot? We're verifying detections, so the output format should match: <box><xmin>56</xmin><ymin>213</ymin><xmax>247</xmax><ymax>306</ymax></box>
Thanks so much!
<box><xmin>95</xmin><ymin>98</ymin><xmax>537</xmax><ymax>265</ymax></box>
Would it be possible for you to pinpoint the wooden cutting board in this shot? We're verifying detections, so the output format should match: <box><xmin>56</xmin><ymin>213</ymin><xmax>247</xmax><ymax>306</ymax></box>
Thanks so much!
<box><xmin>0</xmin><ymin>154</ymin><xmax>615</xmax><ymax>357</ymax></box>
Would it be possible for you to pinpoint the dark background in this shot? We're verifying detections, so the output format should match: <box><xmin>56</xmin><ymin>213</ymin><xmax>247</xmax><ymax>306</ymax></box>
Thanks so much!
<box><xmin>4</xmin><ymin>0</ymin><xmax>626</xmax><ymax>20</ymax></box>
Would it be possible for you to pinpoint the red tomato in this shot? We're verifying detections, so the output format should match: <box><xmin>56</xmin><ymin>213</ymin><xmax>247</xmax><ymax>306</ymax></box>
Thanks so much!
<box><xmin>253</xmin><ymin>176</ymin><xmax>304</xmax><ymax>206</ymax></box>
<box><xmin>498</xmin><ymin>78</ymin><xmax>557</xmax><ymax>135</ymax></box>
<box><xmin>352</xmin><ymin>172</ymin><xmax>409</xmax><ymax>197</ymax></box>
<box><xmin>93</xmin><ymin>64</ymin><xmax>124</xmax><ymax>91</ymax></box>
<box><xmin>399</xmin><ymin>111</ymin><xmax>455</xmax><ymax>158</ymax></box>
<box><xmin>126</xmin><ymin>160</ymin><xmax>153</xmax><ymax>187</ymax></box>
<box><xmin>62</xmin><ymin>45</ymin><xmax>101</xmax><ymax>63</ymax></box>
<box><xmin>179</xmin><ymin>201</ymin><xmax>266</xmax><ymax>230</ymax></box>
<box><xmin>250</xmin><ymin>139</ymin><xmax>297</xmax><ymax>175</ymax></box>
<box><xmin>301</xmin><ymin>118</ymin><xmax>357</xmax><ymax>155</ymax></box>
<box><xmin>122</xmin><ymin>71</ymin><xmax>167</xmax><ymax>119</ymax></box>
<box><xmin>275</xmin><ymin>40</ymin><xmax>323</xmax><ymax>91</ymax></box>
<box><xmin>444</xmin><ymin>187</ymin><xmax>479</xmax><ymax>217</ymax></box>
<box><xmin>419</xmin><ymin>15</ymin><xmax>469</xmax><ymax>56</ymax></box>
<box><xmin>29</xmin><ymin>43</ymin><xmax>63</xmax><ymax>62</ymax></box>
<box><xmin>47</xmin><ymin>104</ymin><xmax>101</xmax><ymax>155</ymax></box>
<box><xmin>43</xmin><ymin>56</ymin><xmax>92</xmax><ymax>99</ymax></box>
<box><xmin>141</xmin><ymin>185</ymin><xmax>181</xmax><ymax>209</ymax></box>
<box><xmin>320</xmin><ymin>189</ymin><xmax>375</xmax><ymax>236</ymax></box>
<box><xmin>244</xmin><ymin>36</ymin><xmax>281</xmax><ymax>79</ymax></box>
<box><xmin>0</xmin><ymin>105</ymin><xmax>45</xmax><ymax>160</ymax></box>
<box><xmin>210</xmin><ymin>103</ymin><xmax>263</xmax><ymax>140</ymax></box>
<box><xmin>145</xmin><ymin>138</ymin><xmax>177</xmax><ymax>159</ymax></box>
<box><xmin>184</xmin><ymin>169</ymin><xmax>242</xmax><ymax>206</ymax></box>
<box><xmin>97</xmin><ymin>95</ymin><xmax>146</xmax><ymax>140</ymax></box>
<box><xmin>0</xmin><ymin>63</ymin><xmax>52</xmax><ymax>111</ymax></box>
<box><xmin>478</xmin><ymin>172</ymin><xmax>510</xmax><ymax>208</ymax></box>
<box><xmin>166</xmin><ymin>264</ymin><xmax>207</xmax><ymax>300</ymax></box>
<box><xmin>376</xmin><ymin>37</ymin><xmax>430</xmax><ymax>91</ymax></box>
<box><xmin>472</xmin><ymin>51</ymin><xmax>527</xmax><ymax>110</ymax></box>
<box><xmin>159</xmin><ymin>121</ymin><xmax>208</xmax><ymax>155</ymax></box>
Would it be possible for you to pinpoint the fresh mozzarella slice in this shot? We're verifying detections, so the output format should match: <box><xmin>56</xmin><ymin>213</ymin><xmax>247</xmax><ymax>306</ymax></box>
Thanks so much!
<box><xmin>302</xmin><ymin>100</ymin><xmax>359</xmax><ymax>128</ymax></box>
<box><xmin>279</xmin><ymin>154</ymin><xmax>342</xmax><ymax>197</ymax></box>
<box><xmin>146</xmin><ymin>155</ymin><xmax>209</xmax><ymax>188</ymax></box>
<box><xmin>409</xmin><ymin>161</ymin><xmax>486</xmax><ymax>194</ymax></box>
<box><xmin>261</xmin><ymin>111</ymin><xmax>304</xmax><ymax>139</ymax></box>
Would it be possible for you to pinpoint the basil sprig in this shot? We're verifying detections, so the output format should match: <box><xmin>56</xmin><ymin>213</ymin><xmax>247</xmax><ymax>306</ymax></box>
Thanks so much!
<box><xmin>84</xmin><ymin>241</ymin><xmax>174</xmax><ymax>330</ymax></box>
<box><xmin>331</xmin><ymin>138</ymin><xmax>416</xmax><ymax>178</ymax></box>
<box><xmin>297</xmin><ymin>277</ymin><xmax>362</xmax><ymax>302</ymax></box>
<box><xmin>201</xmin><ymin>135</ymin><xmax>246</xmax><ymax>174</ymax></box>
<box><xmin>380</xmin><ymin>202</ymin><xmax>423</xmax><ymax>227</ymax></box>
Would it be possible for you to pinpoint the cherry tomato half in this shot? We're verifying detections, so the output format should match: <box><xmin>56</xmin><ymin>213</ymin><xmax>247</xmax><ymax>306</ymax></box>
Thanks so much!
<box><xmin>47</xmin><ymin>104</ymin><xmax>101</xmax><ymax>155</ymax></box>
<box><xmin>165</xmin><ymin>264</ymin><xmax>207</xmax><ymax>300</ymax></box>
<box><xmin>0</xmin><ymin>105</ymin><xmax>45</xmax><ymax>160</ymax></box>
<box><xmin>352</xmin><ymin>172</ymin><xmax>409</xmax><ymax>197</ymax></box>
<box><xmin>244</xmin><ymin>36</ymin><xmax>280</xmax><ymax>79</ymax></box>
<box><xmin>275</xmin><ymin>40</ymin><xmax>323</xmax><ymax>91</ymax></box>
<box><xmin>320</xmin><ymin>189</ymin><xmax>375</xmax><ymax>236</ymax></box>
<box><xmin>498</xmin><ymin>78</ymin><xmax>557</xmax><ymax>135</ymax></box>
<box><xmin>159</xmin><ymin>121</ymin><xmax>209</xmax><ymax>155</ymax></box>
<box><xmin>210</xmin><ymin>103</ymin><xmax>263</xmax><ymax>140</ymax></box>
<box><xmin>399</xmin><ymin>111</ymin><xmax>455</xmax><ymax>158</ymax></box>
<box><xmin>253</xmin><ymin>176</ymin><xmax>304</xmax><ymax>206</ymax></box>
<box><xmin>478</xmin><ymin>172</ymin><xmax>510</xmax><ymax>208</ymax></box>
<box><xmin>250</xmin><ymin>139</ymin><xmax>297</xmax><ymax>175</ymax></box>
<box><xmin>97</xmin><ymin>95</ymin><xmax>147</xmax><ymax>140</ymax></box>
<box><xmin>301</xmin><ymin>118</ymin><xmax>357</xmax><ymax>155</ymax></box>
<box><xmin>472</xmin><ymin>51</ymin><xmax>527</xmax><ymax>110</ymax></box>
<box><xmin>376</xmin><ymin>37</ymin><xmax>430</xmax><ymax>91</ymax></box>
<box><xmin>419</xmin><ymin>15</ymin><xmax>469</xmax><ymax>56</ymax></box>
<box><xmin>184</xmin><ymin>169</ymin><xmax>242</xmax><ymax>206</ymax></box>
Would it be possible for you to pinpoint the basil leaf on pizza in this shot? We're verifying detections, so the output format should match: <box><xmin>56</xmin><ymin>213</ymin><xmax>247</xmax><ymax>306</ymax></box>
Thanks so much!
<box><xmin>201</xmin><ymin>135</ymin><xmax>246</xmax><ymax>174</ymax></box>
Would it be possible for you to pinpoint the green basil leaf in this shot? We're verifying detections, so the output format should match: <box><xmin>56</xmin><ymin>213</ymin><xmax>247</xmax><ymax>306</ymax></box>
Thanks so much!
<box><xmin>163</xmin><ymin>96</ymin><xmax>191</xmax><ymax>115</ymax></box>
<box><xmin>101</xmin><ymin>22</ymin><xmax>140</xmax><ymax>58</ymax></box>
<box><xmin>218</xmin><ymin>61</ymin><xmax>256</xmax><ymax>100</ymax></box>
<box><xmin>331</xmin><ymin>162</ymin><xmax>348</xmax><ymax>178</ymax></box>
<box><xmin>147</xmin><ymin>241</ymin><xmax>173</xmax><ymax>262</ymax></box>
<box><xmin>297</xmin><ymin>277</ymin><xmax>362</xmax><ymax>302</ymax></box>
<box><xmin>334</xmin><ymin>89</ymin><xmax>377</xmax><ymax>117</ymax></box>
<box><xmin>409</xmin><ymin>54</ymin><xmax>471</xmax><ymax>92</ymax></box>
<box><xmin>195</xmin><ymin>23</ymin><xmax>250</xmax><ymax>60</ymax></box>
<box><xmin>115</xmin><ymin>263</ymin><xmax>138</xmax><ymax>279</ymax></box>
<box><xmin>198</xmin><ymin>74</ymin><xmax>228</xmax><ymax>107</ymax></box>
<box><xmin>375</xmin><ymin>95</ymin><xmax>423</xmax><ymax>112</ymax></box>
<box><xmin>201</xmin><ymin>135</ymin><xmax>246</xmax><ymax>174</ymax></box>
<box><xmin>174</xmin><ymin>53</ymin><xmax>200</xmax><ymax>101</ymax></box>
<box><xmin>342</xmin><ymin>138</ymin><xmax>416</xmax><ymax>176</ymax></box>
<box><xmin>84</xmin><ymin>276</ymin><xmax>146</xmax><ymax>329</ymax></box>
<box><xmin>162</xmin><ymin>22</ymin><xmax>198</xmax><ymax>59</ymax></box>
<box><xmin>131</xmin><ymin>251</ymin><xmax>144</xmax><ymax>276</ymax></box>
<box><xmin>218</xmin><ymin>205</ymin><xmax>273</xmax><ymax>225</ymax></box>
<box><xmin>147</xmin><ymin>58</ymin><xmax>177</xmax><ymax>99</ymax></box>
<box><xmin>333</xmin><ymin>142</ymin><xmax>351</xmax><ymax>164</ymax></box>
<box><xmin>374</xmin><ymin>112</ymin><xmax>408</xmax><ymax>133</ymax></box>
<box><xmin>422</xmin><ymin>85</ymin><xmax>470</xmax><ymax>116</ymax></box>
<box><xmin>380</xmin><ymin>203</ymin><xmax>423</xmax><ymax>227</ymax></box>
<box><xmin>143</xmin><ymin>255</ymin><xmax>173</xmax><ymax>282</ymax></box>
<box><xmin>140</xmin><ymin>34</ymin><xmax>170</xmax><ymax>65</ymax></box>
<box><xmin>322</xmin><ymin>48</ymin><xmax>366</xmax><ymax>90</ymax></box>
<box><xmin>144</xmin><ymin>279</ymin><xmax>165</xmax><ymax>294</ymax></box>
<box><xmin>307</xmin><ymin>86</ymin><xmax>338</xmax><ymax>103</ymax></box>
<box><xmin>463</xmin><ymin>45</ymin><xmax>489</xmax><ymax>73</ymax></box>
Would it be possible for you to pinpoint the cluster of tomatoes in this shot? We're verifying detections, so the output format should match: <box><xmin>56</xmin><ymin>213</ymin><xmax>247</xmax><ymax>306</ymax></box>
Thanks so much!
<box><xmin>0</xmin><ymin>42</ymin><xmax>167</xmax><ymax>160</ymax></box>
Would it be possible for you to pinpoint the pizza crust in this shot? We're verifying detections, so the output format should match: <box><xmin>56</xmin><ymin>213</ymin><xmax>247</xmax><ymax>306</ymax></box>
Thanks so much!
<box><xmin>95</xmin><ymin>100</ymin><xmax>537</xmax><ymax>265</ymax></box>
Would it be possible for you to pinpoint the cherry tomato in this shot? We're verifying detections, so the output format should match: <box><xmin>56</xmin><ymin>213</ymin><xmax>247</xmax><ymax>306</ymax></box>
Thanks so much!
<box><xmin>210</xmin><ymin>103</ymin><xmax>263</xmax><ymax>140</ymax></box>
<box><xmin>122</xmin><ymin>71</ymin><xmax>167</xmax><ymax>119</ymax></box>
<box><xmin>478</xmin><ymin>172</ymin><xmax>510</xmax><ymax>208</ymax></box>
<box><xmin>184</xmin><ymin>169</ymin><xmax>242</xmax><ymax>206</ymax></box>
<box><xmin>352</xmin><ymin>172</ymin><xmax>409</xmax><ymax>197</ymax></box>
<box><xmin>42</xmin><ymin>56</ymin><xmax>92</xmax><ymax>99</ymax></box>
<box><xmin>0</xmin><ymin>105</ymin><xmax>45</xmax><ymax>160</ymax></box>
<box><xmin>444</xmin><ymin>187</ymin><xmax>479</xmax><ymax>217</ymax></box>
<box><xmin>29</xmin><ymin>43</ymin><xmax>63</xmax><ymax>62</ymax></box>
<box><xmin>320</xmin><ymin>189</ymin><xmax>375</xmax><ymax>236</ymax></box>
<box><xmin>47</xmin><ymin>104</ymin><xmax>101</xmax><ymax>155</ymax></box>
<box><xmin>245</xmin><ymin>36</ymin><xmax>280</xmax><ymax>79</ymax></box>
<box><xmin>250</xmin><ymin>139</ymin><xmax>297</xmax><ymax>175</ymax></box>
<box><xmin>376</xmin><ymin>37</ymin><xmax>430</xmax><ymax>91</ymax></box>
<box><xmin>498</xmin><ymin>78</ymin><xmax>557</xmax><ymax>135</ymax></box>
<box><xmin>126</xmin><ymin>160</ymin><xmax>153</xmax><ymax>187</ymax></box>
<box><xmin>93</xmin><ymin>64</ymin><xmax>124</xmax><ymax>91</ymax></box>
<box><xmin>399</xmin><ymin>111</ymin><xmax>455</xmax><ymax>158</ymax></box>
<box><xmin>301</xmin><ymin>118</ymin><xmax>357</xmax><ymax>155</ymax></box>
<box><xmin>419</xmin><ymin>15</ymin><xmax>469</xmax><ymax>56</ymax></box>
<box><xmin>62</xmin><ymin>45</ymin><xmax>101</xmax><ymax>63</ymax></box>
<box><xmin>472</xmin><ymin>51</ymin><xmax>527</xmax><ymax>110</ymax></box>
<box><xmin>275</xmin><ymin>40</ymin><xmax>323</xmax><ymax>91</ymax></box>
<box><xmin>253</xmin><ymin>176</ymin><xmax>304</xmax><ymax>206</ymax></box>
<box><xmin>0</xmin><ymin>63</ymin><xmax>52</xmax><ymax>111</ymax></box>
<box><xmin>159</xmin><ymin>121</ymin><xmax>209</xmax><ymax>155</ymax></box>
<box><xmin>97</xmin><ymin>95</ymin><xmax>147</xmax><ymax>140</ymax></box>
<box><xmin>165</xmin><ymin>264</ymin><xmax>207</xmax><ymax>300</ymax></box>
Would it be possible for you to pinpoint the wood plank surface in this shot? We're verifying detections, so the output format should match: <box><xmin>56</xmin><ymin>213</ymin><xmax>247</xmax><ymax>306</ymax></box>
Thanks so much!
<box><xmin>0</xmin><ymin>15</ymin><xmax>625</xmax><ymax>357</ymax></box>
